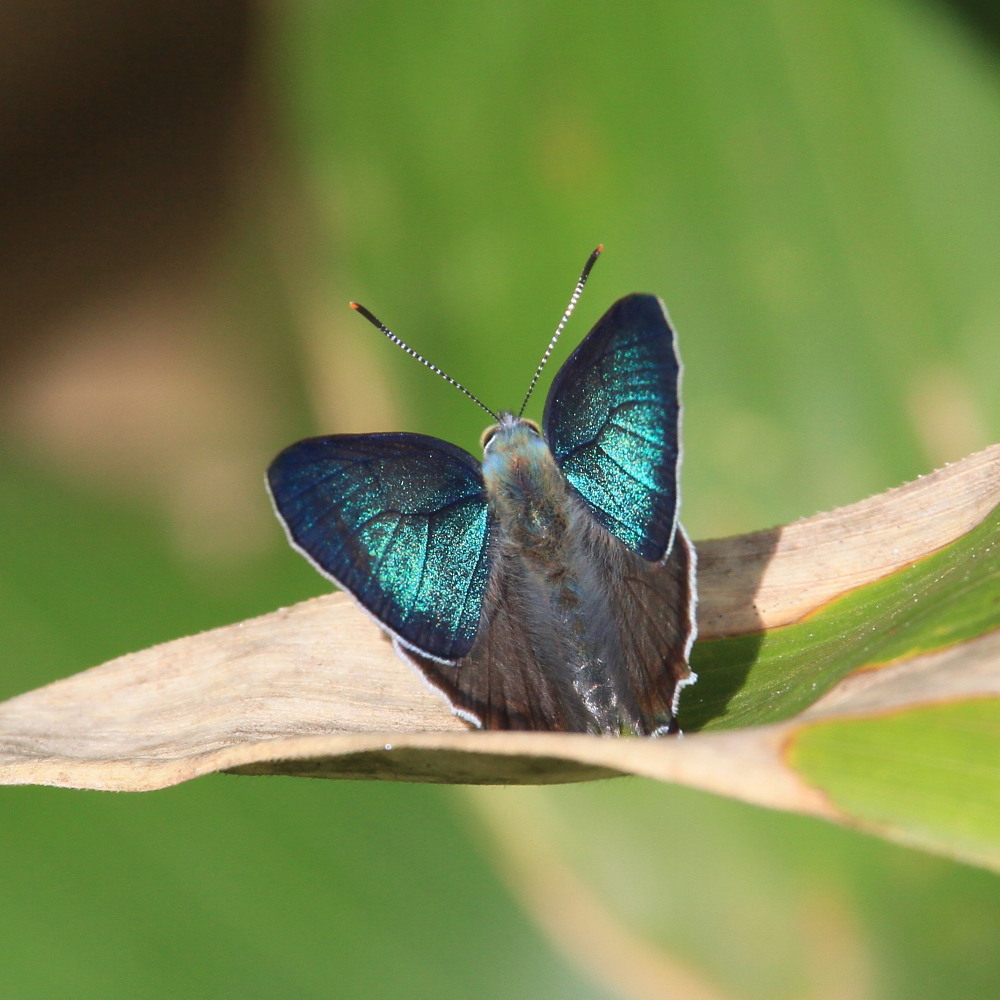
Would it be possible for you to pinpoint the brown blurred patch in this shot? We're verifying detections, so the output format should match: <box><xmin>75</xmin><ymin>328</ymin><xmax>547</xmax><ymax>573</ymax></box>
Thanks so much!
<box><xmin>907</xmin><ymin>364</ymin><xmax>991</xmax><ymax>469</ymax></box>
<box><xmin>0</xmin><ymin>1</ymin><xmax>254</xmax><ymax>355</ymax></box>
<box><xmin>0</xmin><ymin>3</ymin><xmax>286</xmax><ymax>564</ymax></box>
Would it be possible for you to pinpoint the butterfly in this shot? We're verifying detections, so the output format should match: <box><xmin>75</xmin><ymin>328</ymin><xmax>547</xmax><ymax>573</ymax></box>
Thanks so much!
<box><xmin>267</xmin><ymin>248</ymin><xmax>697</xmax><ymax>735</ymax></box>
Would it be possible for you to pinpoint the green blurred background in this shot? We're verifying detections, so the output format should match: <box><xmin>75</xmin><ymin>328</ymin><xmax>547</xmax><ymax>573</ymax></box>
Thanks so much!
<box><xmin>1</xmin><ymin>2</ymin><xmax>998</xmax><ymax>997</ymax></box>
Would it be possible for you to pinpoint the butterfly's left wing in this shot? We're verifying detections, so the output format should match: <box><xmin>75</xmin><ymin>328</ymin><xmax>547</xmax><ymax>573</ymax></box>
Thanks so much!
<box><xmin>405</xmin><ymin>535</ymin><xmax>599</xmax><ymax>732</ymax></box>
<box><xmin>543</xmin><ymin>293</ymin><xmax>681</xmax><ymax>561</ymax></box>
<box><xmin>267</xmin><ymin>433</ymin><xmax>492</xmax><ymax>662</ymax></box>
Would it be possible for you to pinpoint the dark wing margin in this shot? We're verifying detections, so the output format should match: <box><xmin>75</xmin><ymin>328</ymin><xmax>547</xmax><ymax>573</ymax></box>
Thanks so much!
<box><xmin>543</xmin><ymin>293</ymin><xmax>681</xmax><ymax>562</ymax></box>
<box><xmin>267</xmin><ymin>432</ymin><xmax>491</xmax><ymax>662</ymax></box>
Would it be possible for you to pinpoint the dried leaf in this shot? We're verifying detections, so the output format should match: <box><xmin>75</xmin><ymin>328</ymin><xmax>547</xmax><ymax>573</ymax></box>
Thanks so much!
<box><xmin>1</xmin><ymin>446</ymin><xmax>998</xmax><ymax>867</ymax></box>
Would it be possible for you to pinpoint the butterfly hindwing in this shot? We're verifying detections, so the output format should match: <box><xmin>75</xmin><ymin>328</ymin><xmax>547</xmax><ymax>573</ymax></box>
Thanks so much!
<box><xmin>267</xmin><ymin>433</ymin><xmax>492</xmax><ymax>661</ymax></box>
<box><xmin>543</xmin><ymin>293</ymin><xmax>681</xmax><ymax>561</ymax></box>
<box><xmin>404</xmin><ymin>538</ymin><xmax>596</xmax><ymax>731</ymax></box>
<box><xmin>406</xmin><ymin>496</ymin><xmax>697</xmax><ymax>733</ymax></box>
<box><xmin>601</xmin><ymin>520</ymin><xmax>697</xmax><ymax>731</ymax></box>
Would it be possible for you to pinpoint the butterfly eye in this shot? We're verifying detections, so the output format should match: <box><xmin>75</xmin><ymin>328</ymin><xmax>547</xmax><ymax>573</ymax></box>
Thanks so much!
<box><xmin>480</xmin><ymin>424</ymin><xmax>500</xmax><ymax>450</ymax></box>
<box><xmin>521</xmin><ymin>418</ymin><xmax>542</xmax><ymax>436</ymax></box>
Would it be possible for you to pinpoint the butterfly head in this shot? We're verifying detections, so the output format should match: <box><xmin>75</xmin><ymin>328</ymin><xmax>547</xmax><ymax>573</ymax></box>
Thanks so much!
<box><xmin>480</xmin><ymin>412</ymin><xmax>541</xmax><ymax>452</ymax></box>
<box><xmin>480</xmin><ymin>411</ymin><xmax>548</xmax><ymax>472</ymax></box>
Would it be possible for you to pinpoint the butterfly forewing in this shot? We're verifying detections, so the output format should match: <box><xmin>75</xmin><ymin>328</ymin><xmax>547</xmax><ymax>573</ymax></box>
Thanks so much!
<box><xmin>544</xmin><ymin>294</ymin><xmax>681</xmax><ymax>561</ymax></box>
<box><xmin>267</xmin><ymin>433</ymin><xmax>492</xmax><ymax>661</ymax></box>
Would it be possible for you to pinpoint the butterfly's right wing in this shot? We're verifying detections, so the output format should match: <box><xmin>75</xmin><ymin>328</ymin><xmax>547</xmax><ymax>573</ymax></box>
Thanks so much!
<box><xmin>267</xmin><ymin>433</ymin><xmax>492</xmax><ymax>662</ymax></box>
<box><xmin>542</xmin><ymin>293</ymin><xmax>697</xmax><ymax>734</ymax></box>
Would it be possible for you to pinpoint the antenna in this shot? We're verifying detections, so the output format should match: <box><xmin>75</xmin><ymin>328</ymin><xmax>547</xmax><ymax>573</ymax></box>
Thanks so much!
<box><xmin>517</xmin><ymin>244</ymin><xmax>603</xmax><ymax>418</ymax></box>
<box><xmin>349</xmin><ymin>302</ymin><xmax>499</xmax><ymax>422</ymax></box>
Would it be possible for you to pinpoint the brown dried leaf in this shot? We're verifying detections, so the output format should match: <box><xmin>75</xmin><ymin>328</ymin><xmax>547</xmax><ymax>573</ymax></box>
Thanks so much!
<box><xmin>0</xmin><ymin>446</ymin><xmax>997</xmax><ymax>825</ymax></box>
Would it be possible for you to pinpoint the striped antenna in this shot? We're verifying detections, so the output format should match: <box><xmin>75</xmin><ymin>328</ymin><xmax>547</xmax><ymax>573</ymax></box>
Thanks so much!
<box><xmin>517</xmin><ymin>244</ymin><xmax>603</xmax><ymax>418</ymax></box>
<box><xmin>350</xmin><ymin>302</ymin><xmax>500</xmax><ymax>422</ymax></box>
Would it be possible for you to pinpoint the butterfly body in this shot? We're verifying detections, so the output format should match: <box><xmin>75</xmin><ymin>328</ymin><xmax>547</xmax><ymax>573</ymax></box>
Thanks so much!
<box><xmin>268</xmin><ymin>291</ymin><xmax>698</xmax><ymax>735</ymax></box>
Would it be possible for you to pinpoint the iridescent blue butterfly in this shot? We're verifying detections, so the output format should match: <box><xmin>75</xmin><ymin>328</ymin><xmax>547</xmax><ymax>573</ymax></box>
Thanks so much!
<box><xmin>267</xmin><ymin>248</ymin><xmax>697</xmax><ymax>735</ymax></box>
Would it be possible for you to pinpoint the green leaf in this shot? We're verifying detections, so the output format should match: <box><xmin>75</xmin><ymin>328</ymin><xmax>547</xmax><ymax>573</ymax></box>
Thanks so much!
<box><xmin>687</xmin><ymin>505</ymin><xmax>1000</xmax><ymax>731</ymax></box>
<box><xmin>789</xmin><ymin>699</ymin><xmax>1000</xmax><ymax>871</ymax></box>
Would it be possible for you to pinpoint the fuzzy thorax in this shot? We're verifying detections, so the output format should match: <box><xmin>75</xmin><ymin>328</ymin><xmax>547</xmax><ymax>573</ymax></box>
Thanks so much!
<box><xmin>481</xmin><ymin>413</ymin><xmax>569</xmax><ymax>564</ymax></box>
